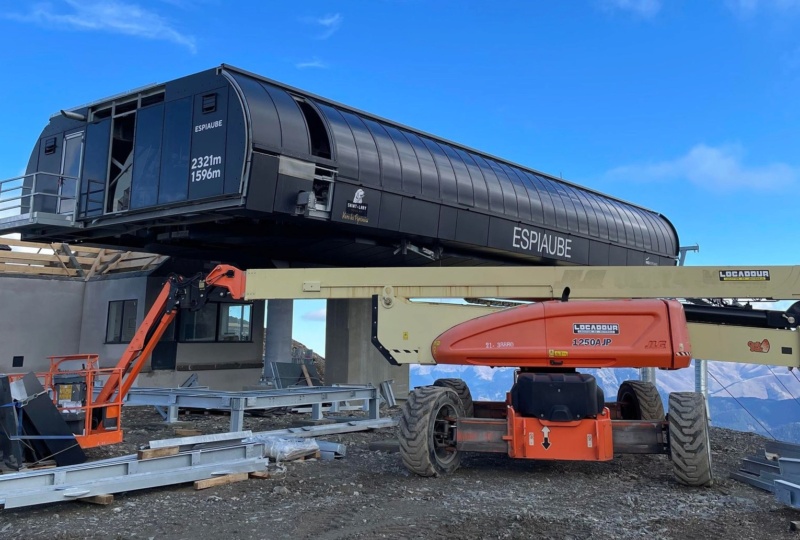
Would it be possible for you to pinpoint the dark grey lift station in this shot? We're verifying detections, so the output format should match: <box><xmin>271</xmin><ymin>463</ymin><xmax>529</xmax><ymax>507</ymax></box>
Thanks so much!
<box><xmin>2</xmin><ymin>64</ymin><xmax>678</xmax><ymax>269</ymax></box>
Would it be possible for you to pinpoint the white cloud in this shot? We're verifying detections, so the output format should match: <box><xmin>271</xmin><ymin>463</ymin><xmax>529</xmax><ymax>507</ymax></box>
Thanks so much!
<box><xmin>599</xmin><ymin>0</ymin><xmax>662</xmax><ymax>18</ymax></box>
<box><xmin>6</xmin><ymin>1</ymin><xmax>196</xmax><ymax>53</ymax></box>
<box><xmin>301</xmin><ymin>13</ymin><xmax>343</xmax><ymax>40</ymax></box>
<box><xmin>605</xmin><ymin>143</ymin><xmax>797</xmax><ymax>191</ymax></box>
<box><xmin>472</xmin><ymin>366</ymin><xmax>496</xmax><ymax>382</ymax></box>
<box><xmin>296</xmin><ymin>58</ymin><xmax>329</xmax><ymax>70</ymax></box>
<box><xmin>301</xmin><ymin>307</ymin><xmax>327</xmax><ymax>321</ymax></box>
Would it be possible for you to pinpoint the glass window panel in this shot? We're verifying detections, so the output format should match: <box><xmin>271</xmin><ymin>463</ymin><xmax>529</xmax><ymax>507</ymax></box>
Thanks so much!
<box><xmin>179</xmin><ymin>303</ymin><xmax>217</xmax><ymax>342</ymax></box>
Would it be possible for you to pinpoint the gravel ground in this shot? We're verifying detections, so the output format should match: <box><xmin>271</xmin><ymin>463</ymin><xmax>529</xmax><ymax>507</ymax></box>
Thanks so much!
<box><xmin>0</xmin><ymin>405</ymin><xmax>797</xmax><ymax>540</ymax></box>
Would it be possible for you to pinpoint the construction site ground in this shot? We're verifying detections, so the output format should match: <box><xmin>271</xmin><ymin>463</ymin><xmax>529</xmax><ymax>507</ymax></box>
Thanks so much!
<box><xmin>0</xmin><ymin>405</ymin><xmax>797</xmax><ymax>540</ymax></box>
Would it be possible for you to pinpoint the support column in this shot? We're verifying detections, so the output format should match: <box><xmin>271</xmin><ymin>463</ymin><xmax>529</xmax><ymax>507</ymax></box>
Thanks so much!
<box><xmin>325</xmin><ymin>299</ymin><xmax>409</xmax><ymax>399</ymax></box>
<box><xmin>695</xmin><ymin>358</ymin><xmax>710</xmax><ymax>422</ymax></box>
<box><xmin>639</xmin><ymin>367</ymin><xmax>656</xmax><ymax>385</ymax></box>
<box><xmin>263</xmin><ymin>299</ymin><xmax>294</xmax><ymax>380</ymax></box>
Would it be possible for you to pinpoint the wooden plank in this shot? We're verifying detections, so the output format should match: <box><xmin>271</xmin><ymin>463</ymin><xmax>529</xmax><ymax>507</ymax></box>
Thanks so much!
<box><xmin>84</xmin><ymin>248</ymin><xmax>105</xmax><ymax>281</ymax></box>
<box><xmin>248</xmin><ymin>471</ymin><xmax>271</xmax><ymax>479</ymax></box>
<box><xmin>78</xmin><ymin>494</ymin><xmax>114</xmax><ymax>505</ymax></box>
<box><xmin>137</xmin><ymin>446</ymin><xmax>179</xmax><ymax>460</ymax></box>
<box><xmin>300</xmin><ymin>364</ymin><xmax>314</xmax><ymax>387</ymax></box>
<box><xmin>0</xmin><ymin>250</ymin><xmax>92</xmax><ymax>266</ymax></box>
<box><xmin>193</xmin><ymin>472</ymin><xmax>249</xmax><ymax>490</ymax></box>
<box><xmin>0</xmin><ymin>263</ymin><xmax>78</xmax><ymax>276</ymax></box>
<box><xmin>100</xmin><ymin>252</ymin><xmax>130</xmax><ymax>274</ymax></box>
<box><xmin>106</xmin><ymin>257</ymin><xmax>166</xmax><ymax>271</ymax></box>
<box><xmin>174</xmin><ymin>428</ymin><xmax>203</xmax><ymax>437</ymax></box>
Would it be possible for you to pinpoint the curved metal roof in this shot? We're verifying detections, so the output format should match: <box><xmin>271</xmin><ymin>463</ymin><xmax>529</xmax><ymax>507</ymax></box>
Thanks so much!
<box><xmin>227</xmin><ymin>68</ymin><xmax>678</xmax><ymax>259</ymax></box>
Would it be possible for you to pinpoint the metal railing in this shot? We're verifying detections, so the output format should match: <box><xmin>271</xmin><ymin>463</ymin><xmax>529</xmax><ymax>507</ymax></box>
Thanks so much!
<box><xmin>0</xmin><ymin>172</ymin><xmax>80</xmax><ymax>225</ymax></box>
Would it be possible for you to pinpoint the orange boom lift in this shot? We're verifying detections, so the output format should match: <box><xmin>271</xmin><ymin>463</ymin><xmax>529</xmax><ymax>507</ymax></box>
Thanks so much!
<box><xmin>11</xmin><ymin>265</ymin><xmax>246</xmax><ymax>451</ymax></box>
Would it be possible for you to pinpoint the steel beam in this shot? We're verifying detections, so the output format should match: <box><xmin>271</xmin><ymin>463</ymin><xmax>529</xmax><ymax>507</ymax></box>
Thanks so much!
<box><xmin>0</xmin><ymin>443</ymin><xmax>267</xmax><ymax>509</ymax></box>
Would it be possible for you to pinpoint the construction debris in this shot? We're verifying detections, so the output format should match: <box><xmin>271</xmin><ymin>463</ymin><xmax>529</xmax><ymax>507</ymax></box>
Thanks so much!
<box><xmin>732</xmin><ymin>440</ymin><xmax>800</xmax><ymax>508</ymax></box>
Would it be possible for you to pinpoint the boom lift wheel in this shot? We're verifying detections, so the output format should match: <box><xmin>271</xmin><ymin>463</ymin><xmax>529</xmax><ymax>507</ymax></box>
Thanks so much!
<box><xmin>617</xmin><ymin>380</ymin><xmax>665</xmax><ymax>421</ymax></box>
<box><xmin>399</xmin><ymin>386</ymin><xmax>464</xmax><ymax>477</ymax></box>
<box><xmin>433</xmin><ymin>378</ymin><xmax>474</xmax><ymax>418</ymax></box>
<box><xmin>668</xmin><ymin>392</ymin><xmax>714</xmax><ymax>487</ymax></box>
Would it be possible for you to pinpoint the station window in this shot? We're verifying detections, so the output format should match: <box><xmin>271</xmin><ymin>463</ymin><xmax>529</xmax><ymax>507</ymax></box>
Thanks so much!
<box><xmin>106</xmin><ymin>299</ymin><xmax>138</xmax><ymax>343</ymax></box>
<box><xmin>178</xmin><ymin>302</ymin><xmax>252</xmax><ymax>343</ymax></box>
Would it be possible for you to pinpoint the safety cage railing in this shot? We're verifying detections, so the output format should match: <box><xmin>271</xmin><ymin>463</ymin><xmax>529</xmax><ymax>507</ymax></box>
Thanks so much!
<box><xmin>0</xmin><ymin>172</ymin><xmax>80</xmax><ymax>226</ymax></box>
<box><xmin>5</xmin><ymin>354</ymin><xmax>125</xmax><ymax>449</ymax></box>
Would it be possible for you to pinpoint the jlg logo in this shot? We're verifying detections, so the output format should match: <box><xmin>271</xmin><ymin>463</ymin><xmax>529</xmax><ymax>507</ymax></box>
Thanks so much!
<box><xmin>747</xmin><ymin>339</ymin><xmax>770</xmax><ymax>353</ymax></box>
<box><xmin>645</xmin><ymin>341</ymin><xmax>667</xmax><ymax>349</ymax></box>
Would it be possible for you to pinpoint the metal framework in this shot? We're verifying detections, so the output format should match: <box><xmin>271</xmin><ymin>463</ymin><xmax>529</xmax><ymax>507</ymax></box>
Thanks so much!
<box><xmin>115</xmin><ymin>384</ymin><xmax>383</xmax><ymax>432</ymax></box>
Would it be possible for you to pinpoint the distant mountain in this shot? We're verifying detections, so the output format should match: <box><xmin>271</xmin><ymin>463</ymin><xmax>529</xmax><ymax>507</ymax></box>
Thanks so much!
<box><xmin>410</xmin><ymin>361</ymin><xmax>800</xmax><ymax>443</ymax></box>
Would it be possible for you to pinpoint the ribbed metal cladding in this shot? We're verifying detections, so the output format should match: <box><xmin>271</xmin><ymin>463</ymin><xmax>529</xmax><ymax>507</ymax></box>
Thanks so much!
<box><xmin>228</xmin><ymin>70</ymin><xmax>679</xmax><ymax>260</ymax></box>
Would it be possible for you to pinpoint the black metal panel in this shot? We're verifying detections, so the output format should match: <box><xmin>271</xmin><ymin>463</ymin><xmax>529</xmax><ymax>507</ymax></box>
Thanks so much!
<box><xmin>470</xmin><ymin>154</ymin><xmax>504</xmax><ymax>213</ymax></box>
<box><xmin>454</xmin><ymin>148</ymin><xmax>489</xmax><ymax>211</ymax></box>
<box><xmin>274</xmin><ymin>174</ymin><xmax>312</xmax><ymax>214</ymax></box>
<box><xmin>486</xmin><ymin>159</ymin><xmax>519</xmax><ymax>218</ymax></box>
<box><xmin>130</xmin><ymin>103</ymin><xmax>164</xmax><ymax>209</ymax></box>
<box><xmin>79</xmin><ymin>119</ymin><xmax>111</xmax><ymax>218</ymax></box>
<box><xmin>260</xmin><ymin>82</ymin><xmax>310</xmax><ymax>157</ymax></box>
<box><xmin>513</xmin><ymin>168</ymin><xmax>544</xmax><ymax>225</ymax></box>
<box><xmin>383</xmin><ymin>125</ymin><xmax>422</xmax><ymax>195</ymax></box>
<box><xmin>399</xmin><ymin>198</ymin><xmax>439</xmax><ymax>236</ymax></box>
<box><xmin>224</xmin><ymin>86</ymin><xmax>247</xmax><ymax>195</ymax></box>
<box><xmin>315</xmin><ymin>104</ymin><xmax>359</xmax><ymax>180</ymax></box>
<box><xmin>245</xmin><ymin>152</ymin><xmax>279</xmax><ymax>212</ymax></box>
<box><xmin>423</xmin><ymin>138</ymin><xmax>458</xmax><ymax>202</ymax></box>
<box><xmin>526</xmin><ymin>173</ymin><xmax>556</xmax><ymax>227</ymax></box>
<box><xmin>439</xmin><ymin>206</ymin><xmax>457</xmax><ymax>240</ymax></box>
<box><xmin>402</xmin><ymin>132</ymin><xmax>440</xmax><ymax>199</ymax></box>
<box><xmin>455</xmin><ymin>210</ymin><xmax>490</xmax><ymax>246</ymax></box>
<box><xmin>341</xmin><ymin>111</ymin><xmax>381</xmax><ymax>186</ymax></box>
<box><xmin>158</xmin><ymin>97</ymin><xmax>192</xmax><ymax>204</ymax></box>
<box><xmin>188</xmin><ymin>89</ymin><xmax>227</xmax><ymax>200</ymax></box>
<box><xmin>561</xmin><ymin>185</ymin><xmax>590</xmax><ymax>236</ymax></box>
<box><xmin>609</xmin><ymin>245</ymin><xmax>628</xmax><ymax>265</ymax></box>
<box><xmin>378</xmin><ymin>192</ymin><xmax>402</xmax><ymax>231</ymax></box>
<box><xmin>441</xmin><ymin>144</ymin><xmax>474</xmax><ymax>207</ymax></box>
<box><xmin>551</xmin><ymin>182</ymin><xmax>581</xmax><ymax>235</ymax></box>
<box><xmin>498</xmin><ymin>163</ymin><xmax>531</xmax><ymax>222</ymax></box>
<box><xmin>569</xmin><ymin>186</ymin><xmax>599</xmax><ymax>237</ymax></box>
<box><xmin>363</xmin><ymin>118</ymin><xmax>403</xmax><ymax>192</ymax></box>
<box><xmin>589</xmin><ymin>242</ymin><xmax>610</xmax><ymax>265</ymax></box>
<box><xmin>19</xmin><ymin>373</ymin><xmax>86</xmax><ymax>467</ymax></box>
<box><xmin>593</xmin><ymin>194</ymin><xmax>620</xmax><ymax>243</ymax></box>
<box><xmin>539</xmin><ymin>176</ymin><xmax>569</xmax><ymax>230</ymax></box>
<box><xmin>229</xmin><ymin>73</ymin><xmax>281</xmax><ymax>150</ymax></box>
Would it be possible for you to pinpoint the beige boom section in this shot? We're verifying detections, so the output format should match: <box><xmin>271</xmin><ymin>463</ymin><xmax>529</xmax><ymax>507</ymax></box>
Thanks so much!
<box><xmin>0</xmin><ymin>237</ymin><xmax>167</xmax><ymax>278</ymax></box>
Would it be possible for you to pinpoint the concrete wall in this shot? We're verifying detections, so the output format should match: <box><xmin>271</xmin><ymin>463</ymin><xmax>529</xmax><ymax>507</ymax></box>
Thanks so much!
<box><xmin>78</xmin><ymin>275</ymin><xmax>149</xmax><ymax>368</ymax></box>
<box><xmin>326</xmin><ymin>299</ymin><xmax>409</xmax><ymax>397</ymax></box>
<box><xmin>0</xmin><ymin>275</ymin><xmax>84</xmax><ymax>373</ymax></box>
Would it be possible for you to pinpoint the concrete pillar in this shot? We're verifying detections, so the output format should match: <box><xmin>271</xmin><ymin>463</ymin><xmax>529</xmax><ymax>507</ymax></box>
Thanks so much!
<box><xmin>263</xmin><ymin>299</ymin><xmax>294</xmax><ymax>380</ymax></box>
<box><xmin>325</xmin><ymin>299</ymin><xmax>409</xmax><ymax>398</ymax></box>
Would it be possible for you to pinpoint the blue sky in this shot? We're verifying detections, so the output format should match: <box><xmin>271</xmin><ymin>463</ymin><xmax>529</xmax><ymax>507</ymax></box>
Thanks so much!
<box><xmin>1</xmin><ymin>0</ymin><xmax>798</xmax><ymax>354</ymax></box>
